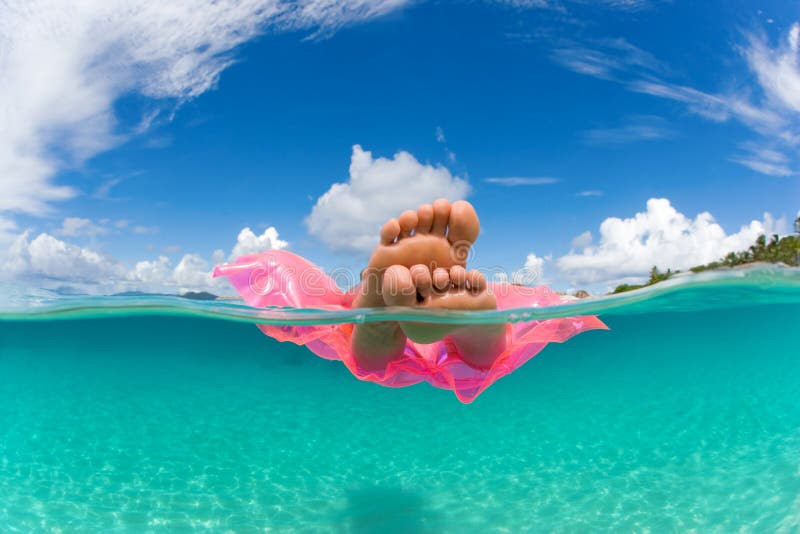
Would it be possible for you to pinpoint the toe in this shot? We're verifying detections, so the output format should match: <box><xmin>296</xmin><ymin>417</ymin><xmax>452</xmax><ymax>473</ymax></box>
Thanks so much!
<box><xmin>467</xmin><ymin>269</ymin><xmax>487</xmax><ymax>292</ymax></box>
<box><xmin>431</xmin><ymin>198</ymin><xmax>451</xmax><ymax>235</ymax></box>
<box><xmin>398</xmin><ymin>210</ymin><xmax>418</xmax><ymax>238</ymax></box>
<box><xmin>450</xmin><ymin>265</ymin><xmax>467</xmax><ymax>289</ymax></box>
<box><xmin>382</xmin><ymin>265</ymin><xmax>416</xmax><ymax>306</ymax></box>
<box><xmin>432</xmin><ymin>267</ymin><xmax>450</xmax><ymax>292</ymax></box>
<box><xmin>380</xmin><ymin>218</ymin><xmax>401</xmax><ymax>245</ymax></box>
<box><xmin>416</xmin><ymin>204</ymin><xmax>434</xmax><ymax>234</ymax></box>
<box><xmin>410</xmin><ymin>264</ymin><xmax>432</xmax><ymax>299</ymax></box>
<box><xmin>447</xmin><ymin>200</ymin><xmax>479</xmax><ymax>263</ymax></box>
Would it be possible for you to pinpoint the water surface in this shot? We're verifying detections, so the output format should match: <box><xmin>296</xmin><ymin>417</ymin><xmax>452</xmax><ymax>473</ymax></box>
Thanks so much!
<box><xmin>1</xmin><ymin>266</ymin><xmax>799</xmax><ymax>531</ymax></box>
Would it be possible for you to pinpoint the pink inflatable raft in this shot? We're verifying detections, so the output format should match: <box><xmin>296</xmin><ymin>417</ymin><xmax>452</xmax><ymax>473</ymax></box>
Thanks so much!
<box><xmin>214</xmin><ymin>250</ymin><xmax>608</xmax><ymax>403</ymax></box>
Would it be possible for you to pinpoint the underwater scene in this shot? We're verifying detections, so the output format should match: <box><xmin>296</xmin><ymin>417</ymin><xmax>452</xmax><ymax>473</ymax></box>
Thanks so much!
<box><xmin>3</xmin><ymin>0</ymin><xmax>800</xmax><ymax>531</ymax></box>
<box><xmin>1</xmin><ymin>266</ymin><xmax>799</xmax><ymax>531</ymax></box>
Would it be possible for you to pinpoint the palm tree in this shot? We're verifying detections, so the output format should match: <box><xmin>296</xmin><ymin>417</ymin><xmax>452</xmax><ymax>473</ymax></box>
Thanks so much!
<box><xmin>749</xmin><ymin>234</ymin><xmax>767</xmax><ymax>260</ymax></box>
<box><xmin>795</xmin><ymin>216</ymin><xmax>800</xmax><ymax>265</ymax></box>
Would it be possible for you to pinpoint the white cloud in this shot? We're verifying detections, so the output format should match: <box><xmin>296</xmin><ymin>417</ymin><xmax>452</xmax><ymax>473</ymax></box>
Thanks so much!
<box><xmin>229</xmin><ymin>227</ymin><xmax>288</xmax><ymax>260</ymax></box>
<box><xmin>497</xmin><ymin>0</ymin><xmax>661</xmax><ymax>11</ymax></box>
<box><xmin>0</xmin><ymin>217</ymin><xmax>19</xmax><ymax>246</ymax></box>
<box><xmin>0</xmin><ymin>0</ymin><xmax>410</xmax><ymax>225</ymax></box>
<box><xmin>127</xmin><ymin>254</ymin><xmax>224</xmax><ymax>293</ymax></box>
<box><xmin>133</xmin><ymin>225</ymin><xmax>159</xmax><ymax>235</ymax></box>
<box><xmin>497</xmin><ymin>0</ymin><xmax>552</xmax><ymax>7</ymax></box>
<box><xmin>306</xmin><ymin>145</ymin><xmax>471</xmax><ymax>253</ymax></box>
<box><xmin>435</xmin><ymin>126</ymin><xmax>457</xmax><ymax>163</ymax></box>
<box><xmin>576</xmin><ymin>190</ymin><xmax>603</xmax><ymax>197</ymax></box>
<box><xmin>130</xmin><ymin>256</ymin><xmax>173</xmax><ymax>286</ymax></box>
<box><xmin>516</xmin><ymin>253</ymin><xmax>551</xmax><ymax>285</ymax></box>
<box><xmin>172</xmin><ymin>254</ymin><xmax>216</xmax><ymax>290</ymax></box>
<box><xmin>627</xmin><ymin>80</ymin><xmax>790</xmax><ymax>133</ymax></box>
<box><xmin>583</xmin><ymin>115</ymin><xmax>674</xmax><ymax>145</ymax></box>
<box><xmin>1</xmin><ymin>223</ymin><xmax>289</xmax><ymax>294</ymax></box>
<box><xmin>551</xmin><ymin>37</ymin><xmax>664</xmax><ymax>81</ymax></box>
<box><xmin>549</xmin><ymin>198</ymin><xmax>786</xmax><ymax>288</ymax></box>
<box><xmin>56</xmin><ymin>217</ymin><xmax>109</xmax><ymax>237</ymax></box>
<box><xmin>732</xmin><ymin>158</ymin><xmax>793</xmax><ymax>177</ymax></box>
<box><xmin>93</xmin><ymin>177</ymin><xmax>125</xmax><ymax>200</ymax></box>
<box><xmin>546</xmin><ymin>23</ymin><xmax>800</xmax><ymax>175</ymax></box>
<box><xmin>595</xmin><ymin>0</ymin><xmax>659</xmax><ymax>9</ymax></box>
<box><xmin>52</xmin><ymin>217</ymin><xmax>167</xmax><ymax>238</ymax></box>
<box><xmin>5</xmin><ymin>231</ymin><xmax>125</xmax><ymax>282</ymax></box>
<box><xmin>570</xmin><ymin>230</ymin><xmax>592</xmax><ymax>250</ymax></box>
<box><xmin>484</xmin><ymin>177</ymin><xmax>560</xmax><ymax>186</ymax></box>
<box><xmin>744</xmin><ymin>23</ymin><xmax>800</xmax><ymax>113</ymax></box>
<box><xmin>494</xmin><ymin>253</ymin><xmax>552</xmax><ymax>285</ymax></box>
<box><xmin>729</xmin><ymin>142</ymin><xmax>795</xmax><ymax>177</ymax></box>
<box><xmin>730</xmin><ymin>158</ymin><xmax>793</xmax><ymax>177</ymax></box>
<box><xmin>551</xmin><ymin>46</ymin><xmax>624</xmax><ymax>80</ymax></box>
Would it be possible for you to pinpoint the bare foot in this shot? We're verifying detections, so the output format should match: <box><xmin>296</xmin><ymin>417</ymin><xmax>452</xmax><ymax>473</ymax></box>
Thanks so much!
<box><xmin>354</xmin><ymin>199</ymin><xmax>479</xmax><ymax>307</ymax></box>
<box><xmin>382</xmin><ymin>265</ymin><xmax>507</xmax><ymax>369</ymax></box>
<box><xmin>351</xmin><ymin>199</ymin><xmax>480</xmax><ymax>370</ymax></box>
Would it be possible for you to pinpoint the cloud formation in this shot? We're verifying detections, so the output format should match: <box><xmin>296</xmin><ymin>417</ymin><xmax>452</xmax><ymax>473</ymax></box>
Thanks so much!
<box><xmin>0</xmin><ymin>0</ymin><xmax>410</xmax><ymax>224</ymax></box>
<box><xmin>570</xmin><ymin>230</ymin><xmax>592</xmax><ymax>250</ymax></box>
<box><xmin>730</xmin><ymin>143</ymin><xmax>794</xmax><ymax>177</ymax></box>
<box><xmin>484</xmin><ymin>177</ymin><xmax>560</xmax><ymax>186</ymax></box>
<box><xmin>744</xmin><ymin>23</ymin><xmax>800</xmax><ymax>114</ymax></box>
<box><xmin>493</xmin><ymin>252</ymin><xmax>552</xmax><ymax>286</ymax></box>
<box><xmin>0</xmin><ymin>218</ymin><xmax>16</xmax><ymax>245</ymax></box>
<box><xmin>582</xmin><ymin>115</ymin><xmax>674</xmax><ymax>145</ymax></box>
<box><xmin>229</xmin><ymin>227</ymin><xmax>288</xmax><ymax>260</ymax></box>
<box><xmin>498</xmin><ymin>0</ymin><xmax>662</xmax><ymax>11</ymax></box>
<box><xmin>544</xmin><ymin>198</ymin><xmax>786</xmax><ymax>288</ymax></box>
<box><xmin>306</xmin><ymin>145</ymin><xmax>471</xmax><ymax>253</ymax></box>
<box><xmin>2</xmin><ymin>224</ymin><xmax>289</xmax><ymax>294</ymax></box>
<box><xmin>551</xmin><ymin>37</ymin><xmax>665</xmax><ymax>81</ymax></box>
<box><xmin>55</xmin><ymin>218</ymin><xmax>109</xmax><ymax>238</ymax></box>
<box><xmin>434</xmin><ymin>126</ymin><xmax>456</xmax><ymax>163</ymax></box>
<box><xmin>5</xmin><ymin>232</ymin><xmax>125</xmax><ymax>283</ymax></box>
<box><xmin>547</xmin><ymin>23</ymin><xmax>800</xmax><ymax>175</ymax></box>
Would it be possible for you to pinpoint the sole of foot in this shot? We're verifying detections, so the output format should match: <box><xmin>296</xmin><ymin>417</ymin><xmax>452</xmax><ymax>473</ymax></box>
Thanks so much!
<box><xmin>382</xmin><ymin>264</ymin><xmax>507</xmax><ymax>368</ymax></box>
<box><xmin>355</xmin><ymin>199</ymin><xmax>480</xmax><ymax>308</ymax></box>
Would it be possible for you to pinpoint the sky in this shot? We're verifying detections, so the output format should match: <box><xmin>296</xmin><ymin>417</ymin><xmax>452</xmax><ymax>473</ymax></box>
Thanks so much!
<box><xmin>0</xmin><ymin>0</ymin><xmax>798</xmax><ymax>295</ymax></box>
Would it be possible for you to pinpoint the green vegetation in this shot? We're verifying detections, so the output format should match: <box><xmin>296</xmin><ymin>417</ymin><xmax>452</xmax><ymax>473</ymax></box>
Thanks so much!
<box><xmin>612</xmin><ymin>266</ymin><xmax>677</xmax><ymax>294</ymax></box>
<box><xmin>612</xmin><ymin>217</ymin><xmax>800</xmax><ymax>295</ymax></box>
<box><xmin>690</xmin><ymin>230</ymin><xmax>799</xmax><ymax>273</ymax></box>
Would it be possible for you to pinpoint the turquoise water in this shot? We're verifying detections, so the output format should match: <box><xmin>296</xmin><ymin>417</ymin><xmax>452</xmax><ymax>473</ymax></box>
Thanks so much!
<box><xmin>1</xmin><ymin>266</ymin><xmax>799</xmax><ymax>531</ymax></box>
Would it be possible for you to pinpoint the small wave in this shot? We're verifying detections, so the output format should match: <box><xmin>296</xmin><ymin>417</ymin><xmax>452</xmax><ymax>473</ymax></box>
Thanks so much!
<box><xmin>1</xmin><ymin>265</ymin><xmax>799</xmax><ymax>324</ymax></box>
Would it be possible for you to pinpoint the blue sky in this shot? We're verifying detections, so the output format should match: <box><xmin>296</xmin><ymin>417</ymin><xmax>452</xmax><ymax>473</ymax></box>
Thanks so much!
<box><xmin>1</xmin><ymin>0</ymin><xmax>798</xmax><ymax>294</ymax></box>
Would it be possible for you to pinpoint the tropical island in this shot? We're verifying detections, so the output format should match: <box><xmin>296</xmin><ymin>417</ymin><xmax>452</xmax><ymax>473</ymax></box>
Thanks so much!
<box><xmin>611</xmin><ymin>216</ymin><xmax>800</xmax><ymax>294</ymax></box>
